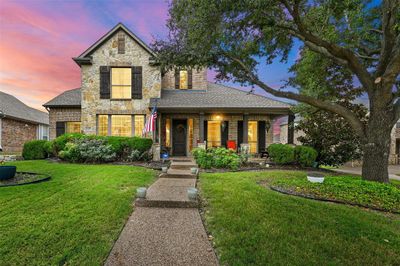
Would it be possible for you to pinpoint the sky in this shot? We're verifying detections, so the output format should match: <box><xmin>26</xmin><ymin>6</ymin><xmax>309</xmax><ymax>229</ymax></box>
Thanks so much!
<box><xmin>0</xmin><ymin>0</ymin><xmax>306</xmax><ymax>136</ymax></box>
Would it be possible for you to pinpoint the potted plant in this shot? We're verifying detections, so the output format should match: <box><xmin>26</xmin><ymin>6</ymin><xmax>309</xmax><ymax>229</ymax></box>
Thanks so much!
<box><xmin>307</xmin><ymin>172</ymin><xmax>325</xmax><ymax>183</ymax></box>
<box><xmin>0</xmin><ymin>160</ymin><xmax>16</xmax><ymax>180</ymax></box>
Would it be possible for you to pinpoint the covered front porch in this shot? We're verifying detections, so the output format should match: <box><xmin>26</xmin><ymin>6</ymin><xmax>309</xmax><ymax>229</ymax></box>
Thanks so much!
<box><xmin>155</xmin><ymin>109</ymin><xmax>295</xmax><ymax>157</ymax></box>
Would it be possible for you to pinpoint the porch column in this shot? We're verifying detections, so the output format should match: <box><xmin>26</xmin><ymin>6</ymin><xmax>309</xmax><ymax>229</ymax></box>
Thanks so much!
<box><xmin>287</xmin><ymin>113</ymin><xmax>295</xmax><ymax>144</ymax></box>
<box><xmin>199</xmin><ymin>112</ymin><xmax>205</xmax><ymax>142</ymax></box>
<box><xmin>243</xmin><ymin>113</ymin><xmax>249</xmax><ymax>143</ymax></box>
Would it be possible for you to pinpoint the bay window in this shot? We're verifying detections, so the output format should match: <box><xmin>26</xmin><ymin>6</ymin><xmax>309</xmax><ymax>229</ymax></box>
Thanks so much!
<box><xmin>98</xmin><ymin>115</ymin><xmax>108</xmax><ymax>136</ymax></box>
<box><xmin>97</xmin><ymin>115</ymin><xmax>145</xmax><ymax>137</ymax></box>
<box><xmin>134</xmin><ymin>115</ymin><xmax>145</xmax><ymax>136</ymax></box>
<box><xmin>111</xmin><ymin>68</ymin><xmax>131</xmax><ymax>99</ymax></box>
<box><xmin>111</xmin><ymin>115</ymin><xmax>131</xmax><ymax>136</ymax></box>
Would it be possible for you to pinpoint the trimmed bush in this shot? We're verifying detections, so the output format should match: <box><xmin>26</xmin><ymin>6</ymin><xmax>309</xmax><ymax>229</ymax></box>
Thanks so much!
<box><xmin>22</xmin><ymin>140</ymin><xmax>49</xmax><ymax>160</ymax></box>
<box><xmin>268</xmin><ymin>144</ymin><xmax>295</xmax><ymax>165</ymax></box>
<box><xmin>52</xmin><ymin>133</ymin><xmax>85</xmax><ymax>155</ymax></box>
<box><xmin>294</xmin><ymin>145</ymin><xmax>318</xmax><ymax>167</ymax></box>
<box><xmin>59</xmin><ymin>138</ymin><xmax>116</xmax><ymax>163</ymax></box>
<box><xmin>192</xmin><ymin>147</ymin><xmax>241</xmax><ymax>170</ymax></box>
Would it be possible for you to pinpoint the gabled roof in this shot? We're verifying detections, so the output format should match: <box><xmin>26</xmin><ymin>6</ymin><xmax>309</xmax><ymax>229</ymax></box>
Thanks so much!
<box><xmin>0</xmin><ymin>91</ymin><xmax>49</xmax><ymax>125</ymax></box>
<box><xmin>150</xmin><ymin>82</ymin><xmax>292</xmax><ymax>113</ymax></box>
<box><xmin>73</xmin><ymin>23</ymin><xmax>155</xmax><ymax>66</ymax></box>
<box><xmin>43</xmin><ymin>88</ymin><xmax>81</xmax><ymax>108</ymax></box>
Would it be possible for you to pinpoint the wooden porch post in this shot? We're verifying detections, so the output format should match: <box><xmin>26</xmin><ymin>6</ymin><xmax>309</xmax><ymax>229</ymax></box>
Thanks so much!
<box><xmin>287</xmin><ymin>113</ymin><xmax>295</xmax><ymax>144</ymax></box>
<box><xmin>243</xmin><ymin>113</ymin><xmax>249</xmax><ymax>143</ymax></box>
<box><xmin>199</xmin><ymin>112</ymin><xmax>205</xmax><ymax>142</ymax></box>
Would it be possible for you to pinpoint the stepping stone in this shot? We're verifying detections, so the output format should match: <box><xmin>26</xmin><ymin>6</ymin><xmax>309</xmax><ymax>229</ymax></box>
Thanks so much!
<box><xmin>161</xmin><ymin>169</ymin><xmax>197</xmax><ymax>179</ymax></box>
<box><xmin>170</xmin><ymin>161</ymin><xmax>197</xmax><ymax>170</ymax></box>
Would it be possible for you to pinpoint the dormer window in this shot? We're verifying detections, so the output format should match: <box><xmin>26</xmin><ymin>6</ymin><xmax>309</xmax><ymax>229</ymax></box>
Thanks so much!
<box><xmin>175</xmin><ymin>69</ymin><xmax>192</xmax><ymax>90</ymax></box>
<box><xmin>111</xmin><ymin>68</ymin><xmax>131</xmax><ymax>99</ymax></box>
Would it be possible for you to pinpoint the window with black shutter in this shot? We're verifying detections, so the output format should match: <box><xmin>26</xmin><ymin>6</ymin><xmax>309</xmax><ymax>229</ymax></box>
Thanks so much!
<box><xmin>258</xmin><ymin>121</ymin><xmax>266</xmax><ymax>153</ymax></box>
<box><xmin>56</xmin><ymin>122</ymin><xmax>65</xmax><ymax>137</ymax></box>
<box><xmin>221</xmin><ymin>121</ymin><xmax>229</xmax><ymax>148</ymax></box>
<box><xmin>175</xmin><ymin>69</ymin><xmax>192</xmax><ymax>89</ymax></box>
<box><xmin>100</xmin><ymin>66</ymin><xmax>110</xmax><ymax>99</ymax></box>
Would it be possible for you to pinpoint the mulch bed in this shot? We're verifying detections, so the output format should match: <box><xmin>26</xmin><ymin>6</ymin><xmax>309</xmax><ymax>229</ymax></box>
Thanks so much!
<box><xmin>0</xmin><ymin>172</ymin><xmax>51</xmax><ymax>187</ymax></box>
<box><xmin>267</xmin><ymin>184</ymin><xmax>399</xmax><ymax>214</ymax></box>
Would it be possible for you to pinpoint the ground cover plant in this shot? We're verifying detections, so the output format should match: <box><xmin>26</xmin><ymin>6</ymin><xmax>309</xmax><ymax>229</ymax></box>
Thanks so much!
<box><xmin>0</xmin><ymin>160</ymin><xmax>155</xmax><ymax>265</ymax></box>
<box><xmin>199</xmin><ymin>171</ymin><xmax>400</xmax><ymax>265</ymax></box>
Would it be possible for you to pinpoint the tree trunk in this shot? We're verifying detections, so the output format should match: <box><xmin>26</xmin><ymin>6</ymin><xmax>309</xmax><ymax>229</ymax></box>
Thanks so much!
<box><xmin>361</xmin><ymin>109</ymin><xmax>393</xmax><ymax>183</ymax></box>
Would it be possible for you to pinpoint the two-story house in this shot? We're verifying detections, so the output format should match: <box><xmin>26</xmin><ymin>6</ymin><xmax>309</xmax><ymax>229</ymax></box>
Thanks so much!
<box><xmin>44</xmin><ymin>23</ymin><xmax>293</xmax><ymax>157</ymax></box>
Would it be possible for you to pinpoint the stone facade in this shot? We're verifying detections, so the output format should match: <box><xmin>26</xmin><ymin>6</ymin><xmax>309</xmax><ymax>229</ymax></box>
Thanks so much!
<box><xmin>389</xmin><ymin>124</ymin><xmax>400</xmax><ymax>164</ymax></box>
<box><xmin>1</xmin><ymin>118</ymin><xmax>37</xmax><ymax>152</ymax></box>
<box><xmin>48</xmin><ymin>108</ymin><xmax>81</xmax><ymax>140</ymax></box>
<box><xmin>161</xmin><ymin>69</ymin><xmax>208</xmax><ymax>89</ymax></box>
<box><xmin>81</xmin><ymin>29</ymin><xmax>161</xmax><ymax>135</ymax></box>
<box><xmin>280</xmin><ymin>123</ymin><xmax>304</xmax><ymax>145</ymax></box>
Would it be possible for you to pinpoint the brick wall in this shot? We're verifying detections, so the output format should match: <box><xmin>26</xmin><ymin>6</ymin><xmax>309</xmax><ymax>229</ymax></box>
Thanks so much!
<box><xmin>1</xmin><ymin>118</ymin><xmax>37</xmax><ymax>152</ymax></box>
<box><xmin>49</xmin><ymin>108</ymin><xmax>81</xmax><ymax>140</ymax></box>
<box><xmin>162</xmin><ymin>69</ymin><xmax>208</xmax><ymax>90</ymax></box>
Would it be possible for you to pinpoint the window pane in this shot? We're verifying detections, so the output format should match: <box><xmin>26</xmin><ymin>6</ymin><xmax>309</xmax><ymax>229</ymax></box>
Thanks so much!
<box><xmin>112</xmin><ymin>68</ymin><xmax>131</xmax><ymax>85</ymax></box>
<box><xmin>111</xmin><ymin>68</ymin><xmax>131</xmax><ymax>99</ymax></box>
<box><xmin>112</xmin><ymin>85</ymin><xmax>131</xmax><ymax>99</ymax></box>
<box><xmin>111</xmin><ymin>115</ymin><xmax>131</xmax><ymax>137</ymax></box>
<box><xmin>66</xmin><ymin>122</ymin><xmax>81</xmax><ymax>133</ymax></box>
<box><xmin>248</xmin><ymin>121</ymin><xmax>258</xmax><ymax>153</ymax></box>
<box><xmin>134</xmin><ymin>115</ymin><xmax>145</xmax><ymax>137</ymax></box>
<box><xmin>165</xmin><ymin>118</ymin><xmax>171</xmax><ymax>147</ymax></box>
<box><xmin>179</xmin><ymin>70</ymin><xmax>188</xmax><ymax>89</ymax></box>
<box><xmin>98</xmin><ymin>115</ymin><xmax>108</xmax><ymax>136</ymax></box>
<box><xmin>207</xmin><ymin>121</ymin><xmax>221</xmax><ymax>148</ymax></box>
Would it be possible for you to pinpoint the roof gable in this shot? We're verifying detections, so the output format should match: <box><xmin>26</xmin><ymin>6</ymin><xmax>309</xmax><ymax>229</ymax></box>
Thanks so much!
<box><xmin>73</xmin><ymin>23</ymin><xmax>155</xmax><ymax>65</ymax></box>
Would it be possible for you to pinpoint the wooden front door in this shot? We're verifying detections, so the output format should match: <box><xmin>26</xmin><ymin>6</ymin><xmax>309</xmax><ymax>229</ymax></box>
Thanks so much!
<box><xmin>173</xmin><ymin>119</ymin><xmax>187</xmax><ymax>156</ymax></box>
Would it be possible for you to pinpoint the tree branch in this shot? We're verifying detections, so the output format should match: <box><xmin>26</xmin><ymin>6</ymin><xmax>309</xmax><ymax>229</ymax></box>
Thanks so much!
<box><xmin>226</xmin><ymin>54</ymin><xmax>366</xmax><ymax>138</ymax></box>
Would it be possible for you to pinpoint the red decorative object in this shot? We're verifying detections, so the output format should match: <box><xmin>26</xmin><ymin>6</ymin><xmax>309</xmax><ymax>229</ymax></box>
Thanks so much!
<box><xmin>227</xmin><ymin>140</ymin><xmax>236</xmax><ymax>150</ymax></box>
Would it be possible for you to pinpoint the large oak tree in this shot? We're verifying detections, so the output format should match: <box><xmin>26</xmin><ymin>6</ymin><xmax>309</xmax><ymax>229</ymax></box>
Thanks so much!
<box><xmin>153</xmin><ymin>0</ymin><xmax>400</xmax><ymax>183</ymax></box>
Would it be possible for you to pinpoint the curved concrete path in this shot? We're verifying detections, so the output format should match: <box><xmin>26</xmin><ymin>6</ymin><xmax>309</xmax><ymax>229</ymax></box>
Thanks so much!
<box><xmin>105</xmin><ymin>159</ymin><xmax>218</xmax><ymax>266</ymax></box>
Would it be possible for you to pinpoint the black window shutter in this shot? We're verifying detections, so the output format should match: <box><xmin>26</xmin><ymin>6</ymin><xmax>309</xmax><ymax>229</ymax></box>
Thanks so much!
<box><xmin>56</xmin><ymin>122</ymin><xmax>65</xmax><ymax>137</ymax></box>
<box><xmin>238</xmin><ymin>121</ymin><xmax>243</xmax><ymax>148</ymax></box>
<box><xmin>175</xmin><ymin>69</ymin><xmax>180</xmax><ymax>89</ymax></box>
<box><xmin>204</xmin><ymin>121</ymin><xmax>208</xmax><ymax>147</ymax></box>
<box><xmin>221</xmin><ymin>121</ymin><xmax>229</xmax><ymax>148</ymax></box>
<box><xmin>100</xmin><ymin>66</ymin><xmax>110</xmax><ymax>99</ymax></box>
<box><xmin>188</xmin><ymin>69</ymin><xmax>192</xmax><ymax>89</ymax></box>
<box><xmin>258</xmin><ymin>121</ymin><xmax>266</xmax><ymax>152</ymax></box>
<box><xmin>132</xmin><ymin>66</ymin><xmax>143</xmax><ymax>99</ymax></box>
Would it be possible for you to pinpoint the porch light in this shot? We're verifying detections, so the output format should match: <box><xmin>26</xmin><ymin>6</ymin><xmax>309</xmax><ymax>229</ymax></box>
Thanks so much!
<box><xmin>265</xmin><ymin>120</ymin><xmax>271</xmax><ymax>133</ymax></box>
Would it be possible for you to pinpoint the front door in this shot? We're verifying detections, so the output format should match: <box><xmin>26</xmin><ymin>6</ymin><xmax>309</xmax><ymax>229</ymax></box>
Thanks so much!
<box><xmin>173</xmin><ymin>119</ymin><xmax>187</xmax><ymax>156</ymax></box>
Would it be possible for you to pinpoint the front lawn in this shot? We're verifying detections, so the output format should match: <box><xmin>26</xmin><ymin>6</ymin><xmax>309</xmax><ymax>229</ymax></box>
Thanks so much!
<box><xmin>200</xmin><ymin>171</ymin><xmax>400</xmax><ymax>265</ymax></box>
<box><xmin>0</xmin><ymin>160</ymin><xmax>155</xmax><ymax>265</ymax></box>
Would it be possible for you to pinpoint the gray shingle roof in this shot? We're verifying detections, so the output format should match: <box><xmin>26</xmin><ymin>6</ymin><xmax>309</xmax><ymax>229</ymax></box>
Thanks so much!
<box><xmin>151</xmin><ymin>82</ymin><xmax>291</xmax><ymax>111</ymax></box>
<box><xmin>0</xmin><ymin>91</ymin><xmax>49</xmax><ymax>125</ymax></box>
<box><xmin>43</xmin><ymin>88</ymin><xmax>81</xmax><ymax>108</ymax></box>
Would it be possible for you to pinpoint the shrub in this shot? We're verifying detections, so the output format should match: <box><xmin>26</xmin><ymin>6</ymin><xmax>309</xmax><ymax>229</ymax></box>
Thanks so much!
<box><xmin>106</xmin><ymin>136</ymin><xmax>153</xmax><ymax>159</ymax></box>
<box><xmin>127</xmin><ymin>149</ymin><xmax>152</xmax><ymax>162</ymax></box>
<box><xmin>52</xmin><ymin>133</ymin><xmax>85</xmax><ymax>155</ymax></box>
<box><xmin>192</xmin><ymin>147</ymin><xmax>241</xmax><ymax>170</ymax></box>
<box><xmin>60</xmin><ymin>138</ymin><xmax>116</xmax><ymax>163</ymax></box>
<box><xmin>268</xmin><ymin>144</ymin><xmax>295</xmax><ymax>165</ymax></box>
<box><xmin>43</xmin><ymin>141</ymin><xmax>54</xmax><ymax>157</ymax></box>
<box><xmin>294</xmin><ymin>145</ymin><xmax>318</xmax><ymax>167</ymax></box>
<box><xmin>22</xmin><ymin>140</ymin><xmax>49</xmax><ymax>160</ymax></box>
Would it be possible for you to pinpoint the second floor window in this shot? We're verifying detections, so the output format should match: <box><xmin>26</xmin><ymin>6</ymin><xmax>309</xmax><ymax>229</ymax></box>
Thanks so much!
<box><xmin>111</xmin><ymin>68</ymin><xmax>131</xmax><ymax>99</ymax></box>
<box><xmin>179</xmin><ymin>70</ymin><xmax>188</xmax><ymax>89</ymax></box>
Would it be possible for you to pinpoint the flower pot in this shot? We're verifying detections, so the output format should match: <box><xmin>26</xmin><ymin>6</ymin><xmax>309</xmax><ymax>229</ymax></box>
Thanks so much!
<box><xmin>161</xmin><ymin>166</ymin><xmax>168</xmax><ymax>173</ymax></box>
<box><xmin>0</xmin><ymin>166</ymin><xmax>16</xmax><ymax>180</ymax></box>
<box><xmin>307</xmin><ymin>172</ymin><xmax>325</xmax><ymax>183</ymax></box>
<box><xmin>187</xmin><ymin>187</ymin><xmax>198</xmax><ymax>201</ymax></box>
<box><xmin>190</xmin><ymin>167</ymin><xmax>198</xmax><ymax>175</ymax></box>
<box><xmin>136</xmin><ymin>187</ymin><xmax>147</xmax><ymax>198</ymax></box>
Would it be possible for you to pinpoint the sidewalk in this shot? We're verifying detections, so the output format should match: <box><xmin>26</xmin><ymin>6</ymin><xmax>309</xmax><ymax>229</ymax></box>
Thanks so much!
<box><xmin>105</xmin><ymin>159</ymin><xmax>218</xmax><ymax>266</ymax></box>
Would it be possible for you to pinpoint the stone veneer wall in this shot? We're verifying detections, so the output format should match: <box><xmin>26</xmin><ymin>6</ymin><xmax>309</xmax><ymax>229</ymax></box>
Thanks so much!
<box><xmin>389</xmin><ymin>125</ymin><xmax>400</xmax><ymax>164</ymax></box>
<box><xmin>162</xmin><ymin>69</ymin><xmax>208</xmax><ymax>89</ymax></box>
<box><xmin>1</xmin><ymin>118</ymin><xmax>37</xmax><ymax>152</ymax></box>
<box><xmin>280</xmin><ymin>124</ymin><xmax>304</xmax><ymax>145</ymax></box>
<box><xmin>48</xmin><ymin>108</ymin><xmax>82</xmax><ymax>140</ymax></box>
<box><xmin>81</xmin><ymin>29</ymin><xmax>161</xmax><ymax>135</ymax></box>
<box><xmin>160</xmin><ymin>113</ymin><xmax>274</xmax><ymax>155</ymax></box>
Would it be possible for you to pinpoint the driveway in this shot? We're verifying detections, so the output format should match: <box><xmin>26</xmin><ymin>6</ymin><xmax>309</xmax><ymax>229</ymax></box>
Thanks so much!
<box><xmin>334</xmin><ymin>165</ymin><xmax>400</xmax><ymax>181</ymax></box>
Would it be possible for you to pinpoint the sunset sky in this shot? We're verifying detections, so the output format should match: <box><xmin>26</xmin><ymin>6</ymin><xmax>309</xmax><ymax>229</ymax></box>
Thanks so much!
<box><xmin>0</xmin><ymin>0</ymin><xmax>300</xmax><ymax>114</ymax></box>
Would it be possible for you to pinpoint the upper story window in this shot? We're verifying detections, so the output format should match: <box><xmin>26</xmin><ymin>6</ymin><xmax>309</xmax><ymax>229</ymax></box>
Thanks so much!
<box><xmin>111</xmin><ymin>68</ymin><xmax>131</xmax><ymax>99</ymax></box>
<box><xmin>175</xmin><ymin>69</ymin><xmax>192</xmax><ymax>90</ymax></box>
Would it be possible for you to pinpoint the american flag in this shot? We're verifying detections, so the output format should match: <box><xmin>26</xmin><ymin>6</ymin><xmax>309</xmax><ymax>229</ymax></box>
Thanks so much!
<box><xmin>143</xmin><ymin>106</ymin><xmax>157</xmax><ymax>135</ymax></box>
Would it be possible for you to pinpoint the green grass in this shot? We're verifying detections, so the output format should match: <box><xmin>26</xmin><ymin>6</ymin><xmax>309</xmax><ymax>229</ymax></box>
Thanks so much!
<box><xmin>0</xmin><ymin>160</ymin><xmax>155</xmax><ymax>265</ymax></box>
<box><xmin>199</xmin><ymin>170</ymin><xmax>400</xmax><ymax>265</ymax></box>
<box><xmin>271</xmin><ymin>174</ymin><xmax>400</xmax><ymax>212</ymax></box>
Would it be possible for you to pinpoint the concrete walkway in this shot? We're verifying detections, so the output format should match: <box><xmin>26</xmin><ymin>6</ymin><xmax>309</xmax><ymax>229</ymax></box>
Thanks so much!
<box><xmin>334</xmin><ymin>165</ymin><xmax>400</xmax><ymax>181</ymax></box>
<box><xmin>105</xmin><ymin>159</ymin><xmax>218</xmax><ymax>266</ymax></box>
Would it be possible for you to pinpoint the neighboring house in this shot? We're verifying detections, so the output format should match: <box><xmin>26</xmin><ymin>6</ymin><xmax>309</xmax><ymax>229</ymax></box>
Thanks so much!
<box><xmin>44</xmin><ymin>23</ymin><xmax>293</xmax><ymax>156</ymax></box>
<box><xmin>389</xmin><ymin>121</ymin><xmax>400</xmax><ymax>164</ymax></box>
<box><xmin>0</xmin><ymin>91</ymin><xmax>49</xmax><ymax>152</ymax></box>
<box><xmin>279</xmin><ymin>116</ymin><xmax>304</xmax><ymax>145</ymax></box>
